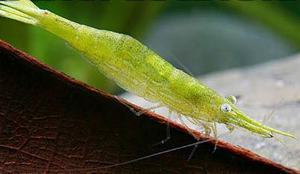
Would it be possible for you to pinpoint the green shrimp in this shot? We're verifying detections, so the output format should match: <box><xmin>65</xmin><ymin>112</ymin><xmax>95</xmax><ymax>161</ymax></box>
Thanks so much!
<box><xmin>0</xmin><ymin>0</ymin><xmax>295</xmax><ymax>139</ymax></box>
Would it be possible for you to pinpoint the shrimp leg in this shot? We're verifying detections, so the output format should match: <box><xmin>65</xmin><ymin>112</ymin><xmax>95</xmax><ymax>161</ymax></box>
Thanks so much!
<box><xmin>152</xmin><ymin>110</ymin><xmax>173</xmax><ymax>146</ymax></box>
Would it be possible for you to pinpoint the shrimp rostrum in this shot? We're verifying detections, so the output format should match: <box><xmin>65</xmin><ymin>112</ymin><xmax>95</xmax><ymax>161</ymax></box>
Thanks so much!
<box><xmin>0</xmin><ymin>0</ymin><xmax>295</xmax><ymax>139</ymax></box>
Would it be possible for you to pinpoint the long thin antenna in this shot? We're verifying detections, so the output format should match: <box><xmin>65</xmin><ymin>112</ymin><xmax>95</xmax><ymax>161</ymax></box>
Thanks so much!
<box><xmin>37</xmin><ymin>133</ymin><xmax>227</xmax><ymax>173</ymax></box>
<box><xmin>158</xmin><ymin>49</ymin><xmax>195</xmax><ymax>77</ymax></box>
<box><xmin>65</xmin><ymin>137</ymin><xmax>218</xmax><ymax>172</ymax></box>
<box><xmin>170</xmin><ymin>53</ymin><xmax>195</xmax><ymax>77</ymax></box>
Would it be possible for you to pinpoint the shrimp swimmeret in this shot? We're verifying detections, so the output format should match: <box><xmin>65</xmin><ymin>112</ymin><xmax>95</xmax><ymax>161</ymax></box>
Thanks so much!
<box><xmin>0</xmin><ymin>0</ymin><xmax>295</xmax><ymax>139</ymax></box>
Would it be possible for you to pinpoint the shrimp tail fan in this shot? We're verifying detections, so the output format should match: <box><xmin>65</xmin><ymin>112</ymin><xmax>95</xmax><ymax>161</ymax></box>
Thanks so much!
<box><xmin>0</xmin><ymin>0</ymin><xmax>41</xmax><ymax>25</ymax></box>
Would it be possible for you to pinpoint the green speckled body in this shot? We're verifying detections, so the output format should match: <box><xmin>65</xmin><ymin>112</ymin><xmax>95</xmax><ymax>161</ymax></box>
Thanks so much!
<box><xmin>0</xmin><ymin>0</ymin><xmax>294</xmax><ymax>138</ymax></box>
<box><xmin>35</xmin><ymin>12</ymin><xmax>222</xmax><ymax>121</ymax></box>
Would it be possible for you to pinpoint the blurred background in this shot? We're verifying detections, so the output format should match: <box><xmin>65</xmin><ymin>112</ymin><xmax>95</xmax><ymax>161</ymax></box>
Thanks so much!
<box><xmin>0</xmin><ymin>0</ymin><xmax>299</xmax><ymax>94</ymax></box>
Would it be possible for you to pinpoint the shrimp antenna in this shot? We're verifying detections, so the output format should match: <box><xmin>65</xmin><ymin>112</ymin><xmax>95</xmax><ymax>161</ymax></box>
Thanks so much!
<box><xmin>48</xmin><ymin>133</ymin><xmax>228</xmax><ymax>172</ymax></box>
<box><xmin>163</xmin><ymin>50</ymin><xmax>195</xmax><ymax>77</ymax></box>
<box><xmin>262</xmin><ymin>97</ymin><xmax>284</xmax><ymax>124</ymax></box>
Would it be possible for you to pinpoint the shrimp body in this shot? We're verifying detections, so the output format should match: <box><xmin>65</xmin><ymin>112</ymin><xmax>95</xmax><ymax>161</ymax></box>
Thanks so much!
<box><xmin>0</xmin><ymin>0</ymin><xmax>294</xmax><ymax>138</ymax></box>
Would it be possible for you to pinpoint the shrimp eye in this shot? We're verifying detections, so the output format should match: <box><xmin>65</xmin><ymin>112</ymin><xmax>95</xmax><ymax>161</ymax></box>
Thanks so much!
<box><xmin>226</xmin><ymin>95</ymin><xmax>237</xmax><ymax>104</ymax></box>
<box><xmin>220</xmin><ymin>103</ymin><xmax>232</xmax><ymax>112</ymax></box>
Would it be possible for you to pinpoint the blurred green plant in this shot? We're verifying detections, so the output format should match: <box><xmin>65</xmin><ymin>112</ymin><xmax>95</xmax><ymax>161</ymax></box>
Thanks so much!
<box><xmin>222</xmin><ymin>1</ymin><xmax>300</xmax><ymax>49</ymax></box>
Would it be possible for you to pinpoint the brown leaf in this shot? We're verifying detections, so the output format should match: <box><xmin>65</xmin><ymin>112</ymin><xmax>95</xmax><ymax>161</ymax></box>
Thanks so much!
<box><xmin>0</xmin><ymin>40</ymin><xmax>298</xmax><ymax>174</ymax></box>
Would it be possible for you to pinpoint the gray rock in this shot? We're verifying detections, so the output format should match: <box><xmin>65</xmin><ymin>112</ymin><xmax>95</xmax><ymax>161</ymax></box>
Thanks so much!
<box><xmin>121</xmin><ymin>54</ymin><xmax>300</xmax><ymax>170</ymax></box>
